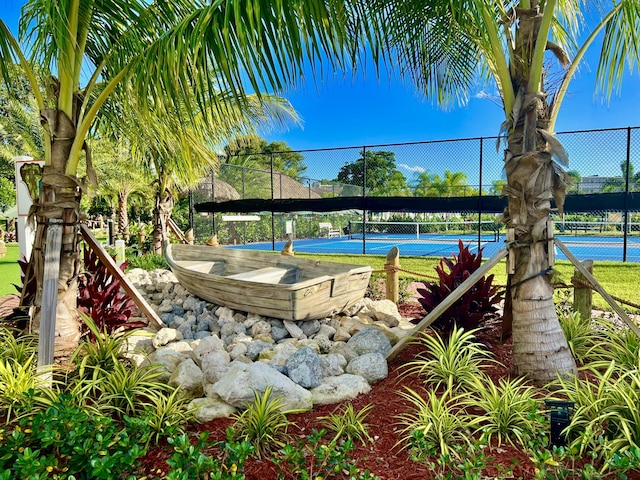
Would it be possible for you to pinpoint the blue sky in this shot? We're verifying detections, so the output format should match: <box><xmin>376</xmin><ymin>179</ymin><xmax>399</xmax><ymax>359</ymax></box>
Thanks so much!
<box><xmin>4</xmin><ymin>1</ymin><xmax>640</xmax><ymax>181</ymax></box>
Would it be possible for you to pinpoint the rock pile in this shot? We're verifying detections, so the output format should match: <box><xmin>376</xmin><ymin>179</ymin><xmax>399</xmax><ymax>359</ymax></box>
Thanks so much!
<box><xmin>125</xmin><ymin>268</ymin><xmax>416</xmax><ymax>422</ymax></box>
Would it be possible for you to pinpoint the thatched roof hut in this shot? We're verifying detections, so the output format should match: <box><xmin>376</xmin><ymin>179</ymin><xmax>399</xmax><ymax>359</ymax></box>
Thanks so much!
<box><xmin>194</xmin><ymin>178</ymin><xmax>240</xmax><ymax>202</ymax></box>
<box><xmin>271</xmin><ymin>173</ymin><xmax>321</xmax><ymax>199</ymax></box>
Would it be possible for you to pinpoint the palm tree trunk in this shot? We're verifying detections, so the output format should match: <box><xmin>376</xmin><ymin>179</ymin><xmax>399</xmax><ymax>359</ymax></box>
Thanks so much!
<box><xmin>117</xmin><ymin>191</ymin><xmax>130</xmax><ymax>242</ymax></box>
<box><xmin>24</xmin><ymin>110</ymin><xmax>82</xmax><ymax>358</ymax></box>
<box><xmin>504</xmin><ymin>99</ymin><xmax>577</xmax><ymax>384</ymax></box>
<box><xmin>152</xmin><ymin>188</ymin><xmax>173</xmax><ymax>254</ymax></box>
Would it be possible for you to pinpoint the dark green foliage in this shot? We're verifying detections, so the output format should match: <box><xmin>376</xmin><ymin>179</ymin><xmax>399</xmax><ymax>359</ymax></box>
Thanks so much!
<box><xmin>165</xmin><ymin>431</ymin><xmax>252</xmax><ymax>480</ymax></box>
<box><xmin>77</xmin><ymin>245</ymin><xmax>144</xmax><ymax>337</ymax></box>
<box><xmin>0</xmin><ymin>394</ymin><xmax>146</xmax><ymax>479</ymax></box>
<box><xmin>416</xmin><ymin>240</ymin><xmax>503</xmax><ymax>333</ymax></box>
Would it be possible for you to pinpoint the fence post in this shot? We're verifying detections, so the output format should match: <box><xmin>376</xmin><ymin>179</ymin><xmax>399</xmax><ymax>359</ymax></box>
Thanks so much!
<box><xmin>385</xmin><ymin>246</ymin><xmax>400</xmax><ymax>304</ymax></box>
<box><xmin>623</xmin><ymin>127</ymin><xmax>631</xmax><ymax>262</ymax></box>
<box><xmin>573</xmin><ymin>260</ymin><xmax>593</xmax><ymax>320</ymax></box>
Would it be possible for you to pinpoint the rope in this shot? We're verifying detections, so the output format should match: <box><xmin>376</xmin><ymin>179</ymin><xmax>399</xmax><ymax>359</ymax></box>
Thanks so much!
<box><xmin>571</xmin><ymin>276</ymin><xmax>640</xmax><ymax>311</ymax></box>
<box><xmin>372</xmin><ymin>265</ymin><xmax>640</xmax><ymax>311</ymax></box>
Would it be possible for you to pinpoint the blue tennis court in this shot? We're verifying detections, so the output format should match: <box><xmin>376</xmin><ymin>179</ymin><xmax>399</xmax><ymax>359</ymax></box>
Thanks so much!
<box><xmin>229</xmin><ymin>232</ymin><xmax>640</xmax><ymax>262</ymax></box>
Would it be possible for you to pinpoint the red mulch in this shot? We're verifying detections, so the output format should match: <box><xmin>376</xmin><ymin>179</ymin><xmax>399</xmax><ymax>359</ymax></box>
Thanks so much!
<box><xmin>135</xmin><ymin>302</ymin><xmax>640</xmax><ymax>480</ymax></box>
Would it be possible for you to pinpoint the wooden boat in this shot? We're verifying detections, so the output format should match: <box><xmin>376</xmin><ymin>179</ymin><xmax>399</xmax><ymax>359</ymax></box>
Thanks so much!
<box><xmin>164</xmin><ymin>243</ymin><xmax>373</xmax><ymax>321</ymax></box>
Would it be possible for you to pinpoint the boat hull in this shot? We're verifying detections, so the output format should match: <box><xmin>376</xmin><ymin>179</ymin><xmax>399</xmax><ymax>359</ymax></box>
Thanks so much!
<box><xmin>165</xmin><ymin>243</ymin><xmax>372</xmax><ymax>321</ymax></box>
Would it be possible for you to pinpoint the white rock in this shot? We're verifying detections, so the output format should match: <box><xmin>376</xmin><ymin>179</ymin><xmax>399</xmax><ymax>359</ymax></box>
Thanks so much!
<box><xmin>188</xmin><ymin>397</ymin><xmax>237</xmax><ymax>423</ymax></box>
<box><xmin>311</xmin><ymin>375</ymin><xmax>371</xmax><ymax>406</ymax></box>
<box><xmin>283</xmin><ymin>320</ymin><xmax>305</xmax><ymax>340</ymax></box>
<box><xmin>201</xmin><ymin>351</ymin><xmax>231</xmax><ymax>384</ymax></box>
<box><xmin>212</xmin><ymin>361</ymin><xmax>313</xmax><ymax>411</ymax></box>
<box><xmin>153</xmin><ymin>328</ymin><xmax>183</xmax><ymax>348</ymax></box>
<box><xmin>169</xmin><ymin>358</ymin><xmax>204</xmax><ymax>398</ymax></box>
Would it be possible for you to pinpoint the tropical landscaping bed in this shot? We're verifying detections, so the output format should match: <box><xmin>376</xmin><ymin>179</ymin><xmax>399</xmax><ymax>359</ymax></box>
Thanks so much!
<box><xmin>1</xmin><ymin>244</ymin><xmax>640</xmax><ymax>479</ymax></box>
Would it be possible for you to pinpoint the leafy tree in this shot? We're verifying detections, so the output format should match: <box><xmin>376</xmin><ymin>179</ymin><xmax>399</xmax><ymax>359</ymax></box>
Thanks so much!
<box><xmin>489</xmin><ymin>179</ymin><xmax>507</xmax><ymax>196</ymax></box>
<box><xmin>374</xmin><ymin>0</ymin><xmax>640</xmax><ymax>382</ymax></box>
<box><xmin>603</xmin><ymin>162</ymin><xmax>640</xmax><ymax>193</ymax></box>
<box><xmin>336</xmin><ymin>149</ymin><xmax>410</xmax><ymax>196</ymax></box>
<box><xmin>0</xmin><ymin>176</ymin><xmax>14</xmax><ymax>211</ymax></box>
<box><xmin>224</xmin><ymin>135</ymin><xmax>307</xmax><ymax>180</ymax></box>
<box><xmin>414</xmin><ymin>170</ymin><xmax>475</xmax><ymax>197</ymax></box>
<box><xmin>566</xmin><ymin>170</ymin><xmax>582</xmax><ymax>193</ymax></box>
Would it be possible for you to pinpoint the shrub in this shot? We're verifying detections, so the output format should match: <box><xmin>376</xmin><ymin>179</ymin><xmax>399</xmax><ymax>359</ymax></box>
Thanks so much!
<box><xmin>0</xmin><ymin>393</ymin><xmax>146</xmax><ymax>479</ymax></box>
<box><xmin>556</xmin><ymin>307</ymin><xmax>599</xmax><ymax>365</ymax></box>
<box><xmin>231</xmin><ymin>387</ymin><xmax>299</xmax><ymax>459</ymax></box>
<box><xmin>466</xmin><ymin>375</ymin><xmax>543</xmax><ymax>448</ymax></box>
<box><xmin>416</xmin><ymin>240</ymin><xmax>503</xmax><ymax>333</ymax></box>
<box><xmin>320</xmin><ymin>403</ymin><xmax>374</xmax><ymax>445</ymax></box>
<box><xmin>403</xmin><ymin>325</ymin><xmax>494</xmax><ymax>391</ymax></box>
<box><xmin>77</xmin><ymin>245</ymin><xmax>144</xmax><ymax>336</ymax></box>
<box><xmin>127</xmin><ymin>252</ymin><xmax>168</xmax><ymax>270</ymax></box>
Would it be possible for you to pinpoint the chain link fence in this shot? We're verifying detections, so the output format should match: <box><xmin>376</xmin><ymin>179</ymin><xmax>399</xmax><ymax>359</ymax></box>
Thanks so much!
<box><xmin>188</xmin><ymin>126</ymin><xmax>640</xmax><ymax>262</ymax></box>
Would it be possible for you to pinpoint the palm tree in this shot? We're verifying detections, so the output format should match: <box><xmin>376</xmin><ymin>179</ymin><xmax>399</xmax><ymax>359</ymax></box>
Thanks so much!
<box><xmin>111</xmin><ymin>92</ymin><xmax>297</xmax><ymax>253</ymax></box>
<box><xmin>374</xmin><ymin>0</ymin><xmax>640</xmax><ymax>382</ymax></box>
<box><xmin>92</xmin><ymin>137</ymin><xmax>151</xmax><ymax>240</ymax></box>
<box><xmin>0</xmin><ymin>1</ymin><xmax>365</xmax><ymax>356</ymax></box>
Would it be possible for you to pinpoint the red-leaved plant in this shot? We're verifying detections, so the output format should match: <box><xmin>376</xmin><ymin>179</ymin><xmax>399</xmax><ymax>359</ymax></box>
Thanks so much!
<box><xmin>77</xmin><ymin>245</ymin><xmax>144</xmax><ymax>338</ymax></box>
<box><xmin>416</xmin><ymin>240</ymin><xmax>503</xmax><ymax>333</ymax></box>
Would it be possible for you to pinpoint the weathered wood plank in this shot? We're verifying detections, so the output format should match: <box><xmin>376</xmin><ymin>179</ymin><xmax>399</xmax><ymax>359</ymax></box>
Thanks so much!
<box><xmin>385</xmin><ymin>247</ymin><xmax>400</xmax><ymax>304</ymax></box>
<box><xmin>38</xmin><ymin>219</ymin><xmax>62</xmax><ymax>381</ymax></box>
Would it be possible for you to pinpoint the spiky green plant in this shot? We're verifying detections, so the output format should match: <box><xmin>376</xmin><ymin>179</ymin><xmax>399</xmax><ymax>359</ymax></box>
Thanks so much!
<box><xmin>231</xmin><ymin>387</ymin><xmax>299</xmax><ymax>459</ymax></box>
<box><xmin>554</xmin><ymin>362</ymin><xmax>640</xmax><ymax>466</ymax></box>
<box><xmin>556</xmin><ymin>307</ymin><xmax>600</xmax><ymax>365</ymax></box>
<box><xmin>320</xmin><ymin>403</ymin><xmax>374</xmax><ymax>445</ymax></box>
<box><xmin>403</xmin><ymin>325</ymin><xmax>494</xmax><ymax>391</ymax></box>
<box><xmin>71</xmin><ymin>312</ymin><xmax>139</xmax><ymax>381</ymax></box>
<box><xmin>98</xmin><ymin>362</ymin><xmax>169</xmax><ymax>418</ymax></box>
<box><xmin>0</xmin><ymin>328</ymin><xmax>37</xmax><ymax>364</ymax></box>
<box><xmin>587</xmin><ymin>317</ymin><xmax>640</xmax><ymax>372</ymax></box>
<box><xmin>467</xmin><ymin>375</ymin><xmax>543</xmax><ymax>448</ymax></box>
<box><xmin>396</xmin><ymin>387</ymin><xmax>479</xmax><ymax>460</ymax></box>
<box><xmin>0</xmin><ymin>354</ymin><xmax>46</xmax><ymax>421</ymax></box>
<box><xmin>143</xmin><ymin>387</ymin><xmax>195</xmax><ymax>446</ymax></box>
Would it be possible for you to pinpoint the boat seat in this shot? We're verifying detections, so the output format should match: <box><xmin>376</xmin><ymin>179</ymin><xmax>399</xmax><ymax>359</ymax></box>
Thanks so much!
<box><xmin>181</xmin><ymin>261</ymin><xmax>217</xmax><ymax>273</ymax></box>
<box><xmin>226</xmin><ymin>267</ymin><xmax>294</xmax><ymax>284</ymax></box>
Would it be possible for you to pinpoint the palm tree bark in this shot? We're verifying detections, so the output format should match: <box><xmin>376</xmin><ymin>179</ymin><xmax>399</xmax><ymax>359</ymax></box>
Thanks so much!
<box><xmin>26</xmin><ymin>110</ymin><xmax>81</xmax><ymax>357</ymax></box>
<box><xmin>117</xmin><ymin>190</ymin><xmax>130</xmax><ymax>241</ymax></box>
<box><xmin>502</xmin><ymin>6</ymin><xmax>576</xmax><ymax>384</ymax></box>
<box><xmin>152</xmin><ymin>188</ymin><xmax>173</xmax><ymax>254</ymax></box>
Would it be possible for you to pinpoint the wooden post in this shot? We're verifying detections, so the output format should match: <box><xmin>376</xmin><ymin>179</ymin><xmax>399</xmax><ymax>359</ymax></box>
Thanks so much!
<box><xmin>556</xmin><ymin>239</ymin><xmax>640</xmax><ymax>337</ymax></box>
<box><xmin>38</xmin><ymin>219</ymin><xmax>62</xmax><ymax>382</ymax></box>
<box><xmin>387</xmin><ymin>247</ymin><xmax>508</xmax><ymax>361</ymax></box>
<box><xmin>385</xmin><ymin>246</ymin><xmax>399</xmax><ymax>304</ymax></box>
<box><xmin>573</xmin><ymin>260</ymin><xmax>593</xmax><ymax>320</ymax></box>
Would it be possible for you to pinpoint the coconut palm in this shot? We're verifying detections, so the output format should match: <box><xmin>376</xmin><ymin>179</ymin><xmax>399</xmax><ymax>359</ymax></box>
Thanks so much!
<box><xmin>373</xmin><ymin>0</ymin><xmax>640</xmax><ymax>382</ymax></box>
<box><xmin>0</xmin><ymin>0</ymin><xmax>367</xmax><ymax>356</ymax></box>
<box><xmin>110</xmin><ymin>91</ymin><xmax>298</xmax><ymax>253</ymax></box>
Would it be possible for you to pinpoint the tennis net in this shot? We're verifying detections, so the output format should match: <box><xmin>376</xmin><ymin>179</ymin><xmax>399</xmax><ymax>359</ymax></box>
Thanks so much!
<box><xmin>347</xmin><ymin>220</ymin><xmax>501</xmax><ymax>242</ymax></box>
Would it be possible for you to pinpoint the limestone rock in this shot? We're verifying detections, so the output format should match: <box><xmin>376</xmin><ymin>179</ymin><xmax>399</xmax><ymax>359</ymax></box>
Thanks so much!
<box><xmin>311</xmin><ymin>374</ymin><xmax>371</xmax><ymax>406</ymax></box>
<box><xmin>346</xmin><ymin>353</ymin><xmax>388</xmax><ymax>384</ymax></box>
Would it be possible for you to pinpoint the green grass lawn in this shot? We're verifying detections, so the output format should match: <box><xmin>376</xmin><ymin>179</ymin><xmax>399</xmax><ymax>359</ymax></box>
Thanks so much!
<box><xmin>0</xmin><ymin>243</ymin><xmax>20</xmax><ymax>296</ymax></box>
<box><xmin>1</xmin><ymin>244</ymin><xmax>639</xmax><ymax>313</ymax></box>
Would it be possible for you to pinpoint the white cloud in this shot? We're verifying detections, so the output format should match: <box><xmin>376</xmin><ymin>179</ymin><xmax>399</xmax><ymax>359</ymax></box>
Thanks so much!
<box><xmin>399</xmin><ymin>163</ymin><xmax>426</xmax><ymax>173</ymax></box>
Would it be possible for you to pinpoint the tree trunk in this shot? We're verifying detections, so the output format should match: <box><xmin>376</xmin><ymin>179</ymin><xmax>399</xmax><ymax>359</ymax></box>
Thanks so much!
<box><xmin>117</xmin><ymin>191</ymin><xmax>130</xmax><ymax>242</ymax></box>
<box><xmin>152</xmin><ymin>188</ymin><xmax>173</xmax><ymax>254</ymax></box>
<box><xmin>24</xmin><ymin>110</ymin><xmax>82</xmax><ymax>358</ymax></box>
<box><xmin>502</xmin><ymin>6</ymin><xmax>577</xmax><ymax>384</ymax></box>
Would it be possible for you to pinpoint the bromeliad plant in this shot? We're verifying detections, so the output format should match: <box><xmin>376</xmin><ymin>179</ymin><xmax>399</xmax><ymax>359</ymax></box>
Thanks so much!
<box><xmin>416</xmin><ymin>240</ymin><xmax>503</xmax><ymax>333</ymax></box>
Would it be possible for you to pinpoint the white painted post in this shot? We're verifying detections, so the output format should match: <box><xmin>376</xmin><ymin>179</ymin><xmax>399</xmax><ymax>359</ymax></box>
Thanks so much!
<box><xmin>14</xmin><ymin>156</ymin><xmax>43</xmax><ymax>261</ymax></box>
<box><xmin>38</xmin><ymin>219</ymin><xmax>62</xmax><ymax>383</ymax></box>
